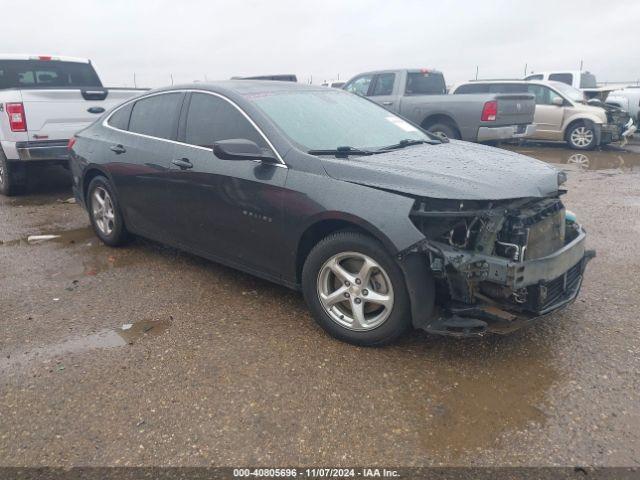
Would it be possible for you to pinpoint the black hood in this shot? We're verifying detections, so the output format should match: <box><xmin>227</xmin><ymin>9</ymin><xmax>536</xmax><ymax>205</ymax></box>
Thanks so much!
<box><xmin>320</xmin><ymin>141</ymin><xmax>560</xmax><ymax>200</ymax></box>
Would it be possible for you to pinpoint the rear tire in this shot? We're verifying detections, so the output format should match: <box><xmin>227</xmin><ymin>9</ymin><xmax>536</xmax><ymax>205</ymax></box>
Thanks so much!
<box><xmin>302</xmin><ymin>231</ymin><xmax>411</xmax><ymax>346</ymax></box>
<box><xmin>566</xmin><ymin>122</ymin><xmax>596</xmax><ymax>150</ymax></box>
<box><xmin>86</xmin><ymin>175</ymin><xmax>129</xmax><ymax>246</ymax></box>
<box><xmin>425</xmin><ymin>122</ymin><xmax>459</xmax><ymax>141</ymax></box>
<box><xmin>0</xmin><ymin>151</ymin><xmax>27</xmax><ymax>196</ymax></box>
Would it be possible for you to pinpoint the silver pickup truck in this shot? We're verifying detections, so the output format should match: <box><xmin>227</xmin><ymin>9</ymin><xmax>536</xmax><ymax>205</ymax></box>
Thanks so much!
<box><xmin>0</xmin><ymin>54</ymin><xmax>145</xmax><ymax>195</ymax></box>
<box><xmin>343</xmin><ymin>69</ymin><xmax>537</xmax><ymax>143</ymax></box>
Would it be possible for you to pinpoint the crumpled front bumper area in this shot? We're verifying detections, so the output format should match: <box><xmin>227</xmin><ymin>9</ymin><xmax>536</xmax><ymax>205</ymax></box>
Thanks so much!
<box><xmin>422</xmin><ymin>226</ymin><xmax>595</xmax><ymax>337</ymax></box>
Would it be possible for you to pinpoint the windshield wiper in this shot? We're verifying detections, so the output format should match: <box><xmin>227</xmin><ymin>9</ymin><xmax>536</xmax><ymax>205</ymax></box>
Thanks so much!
<box><xmin>307</xmin><ymin>146</ymin><xmax>374</xmax><ymax>157</ymax></box>
<box><xmin>377</xmin><ymin>139</ymin><xmax>438</xmax><ymax>151</ymax></box>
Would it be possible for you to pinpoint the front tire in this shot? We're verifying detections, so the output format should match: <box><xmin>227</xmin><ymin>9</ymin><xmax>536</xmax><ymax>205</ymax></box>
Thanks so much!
<box><xmin>567</xmin><ymin>123</ymin><xmax>596</xmax><ymax>150</ymax></box>
<box><xmin>86</xmin><ymin>175</ymin><xmax>129</xmax><ymax>246</ymax></box>
<box><xmin>302</xmin><ymin>231</ymin><xmax>411</xmax><ymax>346</ymax></box>
<box><xmin>0</xmin><ymin>152</ymin><xmax>27</xmax><ymax>196</ymax></box>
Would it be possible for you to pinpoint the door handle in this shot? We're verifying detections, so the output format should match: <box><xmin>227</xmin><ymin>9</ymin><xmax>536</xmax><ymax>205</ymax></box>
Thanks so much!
<box><xmin>381</xmin><ymin>101</ymin><xmax>393</xmax><ymax>106</ymax></box>
<box><xmin>109</xmin><ymin>144</ymin><xmax>126</xmax><ymax>154</ymax></box>
<box><xmin>171</xmin><ymin>158</ymin><xmax>193</xmax><ymax>170</ymax></box>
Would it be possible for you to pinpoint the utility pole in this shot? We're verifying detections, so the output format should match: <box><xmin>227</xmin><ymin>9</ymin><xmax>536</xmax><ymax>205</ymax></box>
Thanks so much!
<box><xmin>579</xmin><ymin>59</ymin><xmax>583</xmax><ymax>71</ymax></box>
<box><xmin>133</xmin><ymin>73</ymin><xmax>137</xmax><ymax>88</ymax></box>
<box><xmin>170</xmin><ymin>73</ymin><xmax>174</xmax><ymax>86</ymax></box>
<box><xmin>475</xmin><ymin>65</ymin><xmax>479</xmax><ymax>80</ymax></box>
<box><xmin>524</xmin><ymin>63</ymin><xmax>527</xmax><ymax>77</ymax></box>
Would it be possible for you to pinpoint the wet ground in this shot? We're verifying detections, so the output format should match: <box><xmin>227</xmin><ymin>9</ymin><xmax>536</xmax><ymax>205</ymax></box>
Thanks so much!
<box><xmin>1</xmin><ymin>146</ymin><xmax>639</xmax><ymax>467</ymax></box>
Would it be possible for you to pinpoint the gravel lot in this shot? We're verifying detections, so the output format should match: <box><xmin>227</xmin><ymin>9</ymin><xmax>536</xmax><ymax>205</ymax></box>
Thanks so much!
<box><xmin>1</xmin><ymin>143</ymin><xmax>639</xmax><ymax>467</ymax></box>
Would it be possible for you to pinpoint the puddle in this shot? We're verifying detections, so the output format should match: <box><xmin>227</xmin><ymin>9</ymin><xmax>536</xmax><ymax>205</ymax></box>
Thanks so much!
<box><xmin>0</xmin><ymin>227</ymin><xmax>95</xmax><ymax>247</ymax></box>
<box><xmin>0</xmin><ymin>319</ymin><xmax>171</xmax><ymax>371</ymax></box>
<box><xmin>1</xmin><ymin>226</ymin><xmax>144</xmax><ymax>277</ymax></box>
<box><xmin>505</xmin><ymin>143</ymin><xmax>640</xmax><ymax>173</ymax></box>
<box><xmin>7</xmin><ymin>195</ymin><xmax>64</xmax><ymax>207</ymax></box>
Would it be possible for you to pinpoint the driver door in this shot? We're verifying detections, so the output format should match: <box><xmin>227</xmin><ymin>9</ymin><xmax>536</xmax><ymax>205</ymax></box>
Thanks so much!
<box><xmin>169</xmin><ymin>92</ymin><xmax>287</xmax><ymax>276</ymax></box>
<box><xmin>528</xmin><ymin>85</ymin><xmax>566</xmax><ymax>140</ymax></box>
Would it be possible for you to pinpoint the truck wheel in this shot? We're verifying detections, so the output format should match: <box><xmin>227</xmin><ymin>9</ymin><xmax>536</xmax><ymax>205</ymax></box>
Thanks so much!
<box><xmin>0</xmin><ymin>151</ymin><xmax>27</xmax><ymax>196</ymax></box>
<box><xmin>426</xmin><ymin>123</ymin><xmax>459</xmax><ymax>141</ymax></box>
<box><xmin>86</xmin><ymin>175</ymin><xmax>129</xmax><ymax>246</ymax></box>
<box><xmin>567</xmin><ymin>123</ymin><xmax>596</xmax><ymax>150</ymax></box>
<box><xmin>302</xmin><ymin>231</ymin><xmax>411</xmax><ymax>346</ymax></box>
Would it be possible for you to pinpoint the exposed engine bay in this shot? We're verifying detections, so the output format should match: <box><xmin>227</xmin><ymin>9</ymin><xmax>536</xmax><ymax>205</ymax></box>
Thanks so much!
<box><xmin>407</xmin><ymin>195</ymin><xmax>595</xmax><ymax>336</ymax></box>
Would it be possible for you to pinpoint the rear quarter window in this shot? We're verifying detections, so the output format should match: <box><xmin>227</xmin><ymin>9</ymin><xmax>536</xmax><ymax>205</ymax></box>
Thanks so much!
<box><xmin>128</xmin><ymin>93</ymin><xmax>183</xmax><ymax>140</ymax></box>
<box><xmin>107</xmin><ymin>103</ymin><xmax>134</xmax><ymax>130</ymax></box>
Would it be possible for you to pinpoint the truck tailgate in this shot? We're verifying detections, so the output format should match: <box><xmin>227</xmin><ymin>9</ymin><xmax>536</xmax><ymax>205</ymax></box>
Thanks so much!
<box><xmin>20</xmin><ymin>89</ymin><xmax>141</xmax><ymax>141</ymax></box>
<box><xmin>494</xmin><ymin>94</ymin><xmax>536</xmax><ymax>126</ymax></box>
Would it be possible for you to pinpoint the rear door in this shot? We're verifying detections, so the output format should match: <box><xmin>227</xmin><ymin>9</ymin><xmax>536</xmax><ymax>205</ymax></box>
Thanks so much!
<box><xmin>105</xmin><ymin>92</ymin><xmax>184</xmax><ymax>242</ymax></box>
<box><xmin>367</xmin><ymin>72</ymin><xmax>399</xmax><ymax>111</ymax></box>
<box><xmin>170</xmin><ymin>91</ymin><xmax>287</xmax><ymax>275</ymax></box>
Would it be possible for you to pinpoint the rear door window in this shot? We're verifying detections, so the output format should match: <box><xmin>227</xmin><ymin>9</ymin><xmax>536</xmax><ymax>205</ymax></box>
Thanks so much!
<box><xmin>344</xmin><ymin>75</ymin><xmax>373</xmax><ymax>96</ymax></box>
<box><xmin>129</xmin><ymin>93</ymin><xmax>183</xmax><ymax>140</ymax></box>
<box><xmin>184</xmin><ymin>92</ymin><xmax>269</xmax><ymax>151</ymax></box>
<box><xmin>0</xmin><ymin>60</ymin><xmax>102</xmax><ymax>89</ymax></box>
<box><xmin>370</xmin><ymin>73</ymin><xmax>395</xmax><ymax>96</ymax></box>
<box><xmin>405</xmin><ymin>72</ymin><xmax>447</xmax><ymax>95</ymax></box>
<box><xmin>548</xmin><ymin>73</ymin><xmax>573</xmax><ymax>86</ymax></box>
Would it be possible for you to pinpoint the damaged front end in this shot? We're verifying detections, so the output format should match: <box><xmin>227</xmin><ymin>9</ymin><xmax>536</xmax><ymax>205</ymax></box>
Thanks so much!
<box><xmin>406</xmin><ymin>195</ymin><xmax>595</xmax><ymax>337</ymax></box>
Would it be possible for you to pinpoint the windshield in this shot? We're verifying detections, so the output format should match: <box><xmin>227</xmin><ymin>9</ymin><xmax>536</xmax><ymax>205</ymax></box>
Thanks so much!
<box><xmin>549</xmin><ymin>81</ymin><xmax>585</xmax><ymax>103</ymax></box>
<box><xmin>0</xmin><ymin>60</ymin><xmax>102</xmax><ymax>89</ymax></box>
<box><xmin>247</xmin><ymin>89</ymin><xmax>431</xmax><ymax>151</ymax></box>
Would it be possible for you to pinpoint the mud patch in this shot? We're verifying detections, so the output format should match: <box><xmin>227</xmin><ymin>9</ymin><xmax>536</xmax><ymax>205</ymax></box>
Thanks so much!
<box><xmin>395</xmin><ymin>337</ymin><xmax>558</xmax><ymax>458</ymax></box>
<box><xmin>0</xmin><ymin>319</ymin><xmax>171</xmax><ymax>372</ymax></box>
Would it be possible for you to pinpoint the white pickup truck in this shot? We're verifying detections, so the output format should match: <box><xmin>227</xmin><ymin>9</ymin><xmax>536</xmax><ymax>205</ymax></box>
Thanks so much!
<box><xmin>0</xmin><ymin>54</ymin><xmax>145</xmax><ymax>195</ymax></box>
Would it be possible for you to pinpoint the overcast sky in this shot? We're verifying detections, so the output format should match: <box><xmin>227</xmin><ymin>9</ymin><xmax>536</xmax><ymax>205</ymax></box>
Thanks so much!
<box><xmin>4</xmin><ymin>0</ymin><xmax>639</xmax><ymax>88</ymax></box>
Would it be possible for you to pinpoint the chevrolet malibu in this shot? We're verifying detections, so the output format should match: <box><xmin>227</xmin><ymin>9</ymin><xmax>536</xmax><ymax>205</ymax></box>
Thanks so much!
<box><xmin>69</xmin><ymin>81</ymin><xmax>594</xmax><ymax>346</ymax></box>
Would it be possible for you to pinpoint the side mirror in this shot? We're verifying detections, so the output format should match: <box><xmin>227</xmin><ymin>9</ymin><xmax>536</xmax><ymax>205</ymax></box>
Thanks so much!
<box><xmin>213</xmin><ymin>139</ymin><xmax>277</xmax><ymax>163</ymax></box>
<box><xmin>552</xmin><ymin>96</ymin><xmax>564</xmax><ymax>107</ymax></box>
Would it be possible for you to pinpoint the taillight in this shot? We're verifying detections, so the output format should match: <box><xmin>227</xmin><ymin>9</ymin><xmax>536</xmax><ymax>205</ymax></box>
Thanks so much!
<box><xmin>6</xmin><ymin>103</ymin><xmax>27</xmax><ymax>132</ymax></box>
<box><xmin>67</xmin><ymin>137</ymin><xmax>77</xmax><ymax>150</ymax></box>
<box><xmin>481</xmin><ymin>101</ymin><xmax>498</xmax><ymax>122</ymax></box>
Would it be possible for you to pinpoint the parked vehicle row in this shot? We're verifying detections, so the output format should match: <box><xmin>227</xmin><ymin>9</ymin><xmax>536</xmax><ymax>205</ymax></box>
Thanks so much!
<box><xmin>0</xmin><ymin>55</ymin><xmax>145</xmax><ymax>195</ymax></box>
<box><xmin>68</xmin><ymin>81</ymin><xmax>594</xmax><ymax>345</ymax></box>
<box><xmin>451</xmin><ymin>80</ymin><xmax>636</xmax><ymax>150</ymax></box>
<box><xmin>342</xmin><ymin>69</ymin><xmax>537</xmax><ymax>143</ymax></box>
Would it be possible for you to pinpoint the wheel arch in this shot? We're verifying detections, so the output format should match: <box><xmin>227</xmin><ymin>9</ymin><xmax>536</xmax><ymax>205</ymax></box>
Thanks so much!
<box><xmin>82</xmin><ymin>165</ymin><xmax>114</xmax><ymax>205</ymax></box>
<box><xmin>295</xmin><ymin>213</ymin><xmax>399</xmax><ymax>286</ymax></box>
<box><xmin>563</xmin><ymin>115</ymin><xmax>601</xmax><ymax>140</ymax></box>
<box><xmin>420</xmin><ymin>114</ymin><xmax>461</xmax><ymax>137</ymax></box>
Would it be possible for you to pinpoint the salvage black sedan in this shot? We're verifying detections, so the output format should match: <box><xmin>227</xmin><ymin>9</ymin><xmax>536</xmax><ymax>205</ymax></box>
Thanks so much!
<box><xmin>69</xmin><ymin>81</ymin><xmax>594</xmax><ymax>346</ymax></box>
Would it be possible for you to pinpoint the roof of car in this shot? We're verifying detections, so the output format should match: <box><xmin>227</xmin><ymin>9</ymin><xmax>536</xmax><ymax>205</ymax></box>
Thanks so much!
<box><xmin>0</xmin><ymin>54</ymin><xmax>90</xmax><ymax>63</ymax></box>
<box><xmin>151</xmin><ymin>80</ymin><xmax>333</xmax><ymax>98</ymax></box>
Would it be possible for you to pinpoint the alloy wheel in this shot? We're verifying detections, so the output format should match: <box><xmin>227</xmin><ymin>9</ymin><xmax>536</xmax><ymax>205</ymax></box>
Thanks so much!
<box><xmin>316</xmin><ymin>251</ymin><xmax>394</xmax><ymax>331</ymax></box>
<box><xmin>570</xmin><ymin>126</ymin><xmax>594</xmax><ymax>148</ymax></box>
<box><xmin>91</xmin><ymin>186</ymin><xmax>115</xmax><ymax>236</ymax></box>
